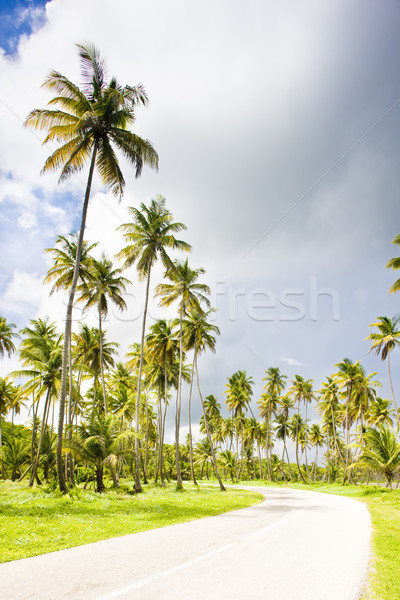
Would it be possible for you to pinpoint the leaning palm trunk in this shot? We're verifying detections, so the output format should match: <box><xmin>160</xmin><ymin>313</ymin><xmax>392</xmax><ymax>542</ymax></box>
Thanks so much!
<box><xmin>342</xmin><ymin>386</ymin><xmax>352</xmax><ymax>485</ymax></box>
<box><xmin>57</xmin><ymin>141</ymin><xmax>98</xmax><ymax>493</ymax></box>
<box><xmin>195</xmin><ymin>354</ymin><xmax>226</xmax><ymax>491</ymax></box>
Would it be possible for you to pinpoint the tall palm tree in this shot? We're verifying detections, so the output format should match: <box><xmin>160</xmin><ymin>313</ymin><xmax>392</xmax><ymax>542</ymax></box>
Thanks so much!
<box><xmin>366</xmin><ymin>315</ymin><xmax>400</xmax><ymax>428</ymax></box>
<box><xmin>118</xmin><ymin>196</ymin><xmax>190</xmax><ymax>492</ymax></box>
<box><xmin>156</xmin><ymin>259</ymin><xmax>210</xmax><ymax>490</ymax></box>
<box><xmin>335</xmin><ymin>358</ymin><xmax>364</xmax><ymax>483</ymax></box>
<box><xmin>318</xmin><ymin>377</ymin><xmax>344</xmax><ymax>468</ymax></box>
<box><xmin>182</xmin><ymin>307</ymin><xmax>226</xmax><ymax>491</ymax></box>
<box><xmin>25</xmin><ymin>43</ymin><xmax>158</xmax><ymax>492</ymax></box>
<box><xmin>288</xmin><ymin>375</ymin><xmax>314</xmax><ymax>482</ymax></box>
<box><xmin>15</xmin><ymin>325</ymin><xmax>63</xmax><ymax>485</ymax></box>
<box><xmin>225</xmin><ymin>370</ymin><xmax>254</xmax><ymax>480</ymax></box>
<box><xmin>309</xmin><ymin>423</ymin><xmax>324</xmax><ymax>481</ymax></box>
<box><xmin>78</xmin><ymin>253</ymin><xmax>130</xmax><ymax>414</ymax></box>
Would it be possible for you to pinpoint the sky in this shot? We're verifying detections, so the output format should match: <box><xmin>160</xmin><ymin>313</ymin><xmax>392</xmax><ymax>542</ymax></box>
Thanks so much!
<box><xmin>0</xmin><ymin>0</ymin><xmax>400</xmax><ymax>439</ymax></box>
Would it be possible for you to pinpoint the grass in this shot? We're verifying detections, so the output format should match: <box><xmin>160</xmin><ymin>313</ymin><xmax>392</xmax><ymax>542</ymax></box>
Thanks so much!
<box><xmin>237</xmin><ymin>480</ymin><xmax>400</xmax><ymax>600</ymax></box>
<box><xmin>0</xmin><ymin>480</ymin><xmax>263</xmax><ymax>563</ymax></box>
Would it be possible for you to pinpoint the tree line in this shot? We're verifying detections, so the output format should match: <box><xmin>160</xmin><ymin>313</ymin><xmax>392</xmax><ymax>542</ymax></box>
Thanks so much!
<box><xmin>0</xmin><ymin>43</ymin><xmax>399</xmax><ymax>493</ymax></box>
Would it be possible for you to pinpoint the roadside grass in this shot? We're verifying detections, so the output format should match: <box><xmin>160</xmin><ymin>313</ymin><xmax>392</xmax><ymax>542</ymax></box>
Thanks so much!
<box><xmin>237</xmin><ymin>480</ymin><xmax>400</xmax><ymax>600</ymax></box>
<box><xmin>0</xmin><ymin>480</ymin><xmax>262</xmax><ymax>563</ymax></box>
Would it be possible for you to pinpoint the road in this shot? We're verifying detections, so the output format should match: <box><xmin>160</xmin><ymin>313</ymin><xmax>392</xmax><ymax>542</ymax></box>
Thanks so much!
<box><xmin>0</xmin><ymin>486</ymin><xmax>371</xmax><ymax>600</ymax></box>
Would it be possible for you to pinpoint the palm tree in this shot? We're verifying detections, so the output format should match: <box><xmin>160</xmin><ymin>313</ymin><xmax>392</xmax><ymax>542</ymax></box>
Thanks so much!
<box><xmin>66</xmin><ymin>411</ymin><xmax>128</xmax><ymax>492</ymax></box>
<box><xmin>350</xmin><ymin>426</ymin><xmax>400</xmax><ymax>488</ymax></box>
<box><xmin>78</xmin><ymin>253</ymin><xmax>130</xmax><ymax>414</ymax></box>
<box><xmin>218</xmin><ymin>449</ymin><xmax>237</xmax><ymax>483</ymax></box>
<box><xmin>118</xmin><ymin>196</ymin><xmax>190</xmax><ymax>492</ymax></box>
<box><xmin>44</xmin><ymin>233</ymin><xmax>97</xmax><ymax>294</ymax></box>
<box><xmin>15</xmin><ymin>324</ymin><xmax>63</xmax><ymax>485</ymax></box>
<box><xmin>334</xmin><ymin>358</ymin><xmax>363</xmax><ymax>483</ymax></box>
<box><xmin>25</xmin><ymin>43</ymin><xmax>158</xmax><ymax>493</ymax></box>
<box><xmin>0</xmin><ymin>377</ymin><xmax>18</xmax><ymax>477</ymax></box>
<box><xmin>145</xmin><ymin>320</ymin><xmax>178</xmax><ymax>486</ymax></box>
<box><xmin>318</xmin><ymin>377</ymin><xmax>344</xmax><ymax>469</ymax></box>
<box><xmin>73</xmin><ymin>325</ymin><xmax>118</xmax><ymax>413</ymax></box>
<box><xmin>0</xmin><ymin>317</ymin><xmax>19</xmax><ymax>360</ymax></box>
<box><xmin>156</xmin><ymin>259</ymin><xmax>210</xmax><ymax>490</ymax></box>
<box><xmin>182</xmin><ymin>307</ymin><xmax>226</xmax><ymax>491</ymax></box>
<box><xmin>225</xmin><ymin>370</ymin><xmax>254</xmax><ymax>479</ymax></box>
<box><xmin>366</xmin><ymin>316</ymin><xmax>400</xmax><ymax>428</ymax></box>
<box><xmin>288</xmin><ymin>375</ymin><xmax>314</xmax><ymax>482</ymax></box>
<box><xmin>309</xmin><ymin>424</ymin><xmax>324</xmax><ymax>481</ymax></box>
<box><xmin>386</xmin><ymin>234</ymin><xmax>400</xmax><ymax>293</ymax></box>
<box><xmin>367</xmin><ymin>397</ymin><xmax>394</xmax><ymax>427</ymax></box>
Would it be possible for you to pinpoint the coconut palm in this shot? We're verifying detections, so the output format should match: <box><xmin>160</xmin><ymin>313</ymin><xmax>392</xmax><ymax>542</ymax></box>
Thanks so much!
<box><xmin>182</xmin><ymin>307</ymin><xmax>226</xmax><ymax>491</ymax></box>
<box><xmin>44</xmin><ymin>233</ymin><xmax>97</xmax><ymax>294</ymax></box>
<box><xmin>66</xmin><ymin>411</ymin><xmax>129</xmax><ymax>492</ymax></box>
<box><xmin>15</xmin><ymin>325</ymin><xmax>63</xmax><ymax>485</ymax></box>
<box><xmin>145</xmin><ymin>320</ymin><xmax>179</xmax><ymax>486</ymax></box>
<box><xmin>367</xmin><ymin>397</ymin><xmax>394</xmax><ymax>427</ymax></box>
<box><xmin>386</xmin><ymin>234</ymin><xmax>400</xmax><ymax>293</ymax></box>
<box><xmin>318</xmin><ymin>377</ymin><xmax>344</xmax><ymax>468</ymax></box>
<box><xmin>78</xmin><ymin>254</ymin><xmax>130</xmax><ymax>414</ymax></box>
<box><xmin>0</xmin><ymin>377</ymin><xmax>18</xmax><ymax>477</ymax></box>
<box><xmin>309</xmin><ymin>424</ymin><xmax>324</xmax><ymax>481</ymax></box>
<box><xmin>73</xmin><ymin>325</ymin><xmax>118</xmax><ymax>413</ymax></box>
<box><xmin>0</xmin><ymin>317</ymin><xmax>19</xmax><ymax>360</ymax></box>
<box><xmin>288</xmin><ymin>375</ymin><xmax>314</xmax><ymax>482</ymax></box>
<box><xmin>156</xmin><ymin>259</ymin><xmax>210</xmax><ymax>489</ymax></box>
<box><xmin>25</xmin><ymin>43</ymin><xmax>158</xmax><ymax>492</ymax></box>
<box><xmin>225</xmin><ymin>370</ymin><xmax>254</xmax><ymax>479</ymax></box>
<box><xmin>366</xmin><ymin>316</ymin><xmax>400</xmax><ymax>428</ymax></box>
<box><xmin>117</xmin><ymin>196</ymin><xmax>190</xmax><ymax>492</ymax></box>
<box><xmin>350</xmin><ymin>426</ymin><xmax>400</xmax><ymax>488</ymax></box>
<box><xmin>334</xmin><ymin>358</ymin><xmax>364</xmax><ymax>483</ymax></box>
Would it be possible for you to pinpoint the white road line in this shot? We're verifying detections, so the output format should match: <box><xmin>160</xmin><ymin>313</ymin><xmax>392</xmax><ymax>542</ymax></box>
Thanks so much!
<box><xmin>94</xmin><ymin>498</ymin><xmax>311</xmax><ymax>600</ymax></box>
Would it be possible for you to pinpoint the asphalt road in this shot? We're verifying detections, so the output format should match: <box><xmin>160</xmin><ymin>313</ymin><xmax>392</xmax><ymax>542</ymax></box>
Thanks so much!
<box><xmin>0</xmin><ymin>486</ymin><xmax>371</xmax><ymax>600</ymax></box>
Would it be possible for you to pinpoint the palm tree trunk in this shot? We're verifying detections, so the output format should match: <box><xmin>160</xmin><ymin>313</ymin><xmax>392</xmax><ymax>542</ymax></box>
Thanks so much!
<box><xmin>134</xmin><ymin>266</ymin><xmax>152</xmax><ymax>493</ymax></box>
<box><xmin>175</xmin><ymin>309</ymin><xmax>184</xmax><ymax>490</ymax></box>
<box><xmin>387</xmin><ymin>353</ymin><xmax>400</xmax><ymax>429</ymax></box>
<box><xmin>57</xmin><ymin>140</ymin><xmax>99</xmax><ymax>494</ymax></box>
<box><xmin>188</xmin><ymin>356</ymin><xmax>197</xmax><ymax>485</ymax></box>
<box><xmin>195</xmin><ymin>354</ymin><xmax>226</xmax><ymax>491</ymax></box>
<box><xmin>295</xmin><ymin>400</ymin><xmax>306</xmax><ymax>483</ymax></box>
<box><xmin>98</xmin><ymin>307</ymin><xmax>107</xmax><ymax>415</ymax></box>
<box><xmin>30</xmin><ymin>386</ymin><xmax>52</xmax><ymax>486</ymax></box>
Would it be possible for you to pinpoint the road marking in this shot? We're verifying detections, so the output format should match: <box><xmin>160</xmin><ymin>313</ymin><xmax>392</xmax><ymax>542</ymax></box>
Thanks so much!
<box><xmin>94</xmin><ymin>497</ymin><xmax>311</xmax><ymax>600</ymax></box>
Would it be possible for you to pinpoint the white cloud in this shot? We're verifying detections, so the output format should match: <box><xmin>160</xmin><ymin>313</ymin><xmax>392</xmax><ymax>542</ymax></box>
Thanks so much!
<box><xmin>280</xmin><ymin>356</ymin><xmax>306</xmax><ymax>368</ymax></box>
<box><xmin>0</xmin><ymin>270</ymin><xmax>46</xmax><ymax>315</ymax></box>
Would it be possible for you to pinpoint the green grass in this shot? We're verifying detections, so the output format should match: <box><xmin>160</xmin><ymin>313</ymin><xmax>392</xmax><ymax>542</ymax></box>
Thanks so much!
<box><xmin>0</xmin><ymin>481</ymin><xmax>262</xmax><ymax>563</ymax></box>
<box><xmin>237</xmin><ymin>480</ymin><xmax>400</xmax><ymax>600</ymax></box>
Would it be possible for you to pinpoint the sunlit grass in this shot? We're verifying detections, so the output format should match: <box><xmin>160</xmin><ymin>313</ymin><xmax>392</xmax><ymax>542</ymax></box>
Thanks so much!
<box><xmin>0</xmin><ymin>480</ymin><xmax>262</xmax><ymax>563</ymax></box>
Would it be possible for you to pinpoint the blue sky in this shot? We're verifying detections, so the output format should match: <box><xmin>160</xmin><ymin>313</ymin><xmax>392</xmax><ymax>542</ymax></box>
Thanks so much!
<box><xmin>0</xmin><ymin>0</ymin><xmax>47</xmax><ymax>54</ymax></box>
<box><xmin>0</xmin><ymin>0</ymin><xmax>400</xmax><ymax>435</ymax></box>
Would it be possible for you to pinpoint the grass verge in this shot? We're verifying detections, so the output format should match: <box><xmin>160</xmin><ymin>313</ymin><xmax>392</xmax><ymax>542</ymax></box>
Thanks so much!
<box><xmin>0</xmin><ymin>481</ymin><xmax>262</xmax><ymax>563</ymax></box>
<box><xmin>238</xmin><ymin>480</ymin><xmax>400</xmax><ymax>600</ymax></box>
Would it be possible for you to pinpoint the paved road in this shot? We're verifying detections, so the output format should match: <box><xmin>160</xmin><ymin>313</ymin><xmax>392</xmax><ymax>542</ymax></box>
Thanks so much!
<box><xmin>0</xmin><ymin>487</ymin><xmax>371</xmax><ymax>600</ymax></box>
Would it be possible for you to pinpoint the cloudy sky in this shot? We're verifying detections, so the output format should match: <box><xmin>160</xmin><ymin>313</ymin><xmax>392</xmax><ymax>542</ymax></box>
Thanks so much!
<box><xmin>1</xmin><ymin>0</ymin><xmax>400</xmax><ymax>434</ymax></box>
